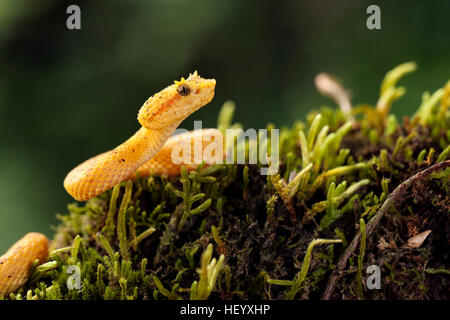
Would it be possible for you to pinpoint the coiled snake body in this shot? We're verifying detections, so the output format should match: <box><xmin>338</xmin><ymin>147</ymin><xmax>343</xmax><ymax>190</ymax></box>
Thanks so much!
<box><xmin>0</xmin><ymin>72</ymin><xmax>220</xmax><ymax>298</ymax></box>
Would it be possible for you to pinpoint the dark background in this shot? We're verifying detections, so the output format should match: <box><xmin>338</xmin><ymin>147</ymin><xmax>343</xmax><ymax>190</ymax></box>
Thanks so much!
<box><xmin>0</xmin><ymin>0</ymin><xmax>449</xmax><ymax>251</ymax></box>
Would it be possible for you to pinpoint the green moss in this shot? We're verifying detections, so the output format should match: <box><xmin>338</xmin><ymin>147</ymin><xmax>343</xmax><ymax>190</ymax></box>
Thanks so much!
<box><xmin>7</xmin><ymin>63</ymin><xmax>450</xmax><ymax>300</ymax></box>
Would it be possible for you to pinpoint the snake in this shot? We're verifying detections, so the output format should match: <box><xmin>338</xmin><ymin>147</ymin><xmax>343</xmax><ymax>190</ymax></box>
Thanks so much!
<box><xmin>0</xmin><ymin>233</ymin><xmax>49</xmax><ymax>298</ymax></box>
<box><xmin>64</xmin><ymin>71</ymin><xmax>219</xmax><ymax>201</ymax></box>
<box><xmin>0</xmin><ymin>72</ymin><xmax>222</xmax><ymax>298</ymax></box>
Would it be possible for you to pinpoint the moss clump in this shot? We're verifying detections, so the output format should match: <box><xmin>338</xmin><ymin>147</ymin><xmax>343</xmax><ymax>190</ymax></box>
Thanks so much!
<box><xmin>7</xmin><ymin>63</ymin><xmax>450</xmax><ymax>300</ymax></box>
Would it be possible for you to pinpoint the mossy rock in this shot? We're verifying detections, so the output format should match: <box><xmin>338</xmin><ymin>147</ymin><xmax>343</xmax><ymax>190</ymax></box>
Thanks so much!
<box><xmin>8</xmin><ymin>63</ymin><xmax>450</xmax><ymax>300</ymax></box>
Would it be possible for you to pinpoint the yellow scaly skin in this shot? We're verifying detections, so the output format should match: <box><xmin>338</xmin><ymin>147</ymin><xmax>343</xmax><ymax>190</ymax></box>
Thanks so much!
<box><xmin>64</xmin><ymin>71</ymin><xmax>218</xmax><ymax>201</ymax></box>
<box><xmin>129</xmin><ymin>128</ymin><xmax>224</xmax><ymax>178</ymax></box>
<box><xmin>0</xmin><ymin>233</ymin><xmax>49</xmax><ymax>299</ymax></box>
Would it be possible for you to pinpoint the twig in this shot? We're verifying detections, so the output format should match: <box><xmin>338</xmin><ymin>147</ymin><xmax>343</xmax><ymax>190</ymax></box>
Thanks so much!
<box><xmin>315</xmin><ymin>73</ymin><xmax>354</xmax><ymax>121</ymax></box>
<box><xmin>321</xmin><ymin>160</ymin><xmax>450</xmax><ymax>300</ymax></box>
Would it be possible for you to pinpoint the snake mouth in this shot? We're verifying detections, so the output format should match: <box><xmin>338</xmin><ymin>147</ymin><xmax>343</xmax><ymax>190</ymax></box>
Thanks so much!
<box><xmin>201</xmin><ymin>78</ymin><xmax>216</xmax><ymax>86</ymax></box>
<box><xmin>192</xmin><ymin>78</ymin><xmax>216</xmax><ymax>92</ymax></box>
<box><xmin>185</xmin><ymin>72</ymin><xmax>216</xmax><ymax>89</ymax></box>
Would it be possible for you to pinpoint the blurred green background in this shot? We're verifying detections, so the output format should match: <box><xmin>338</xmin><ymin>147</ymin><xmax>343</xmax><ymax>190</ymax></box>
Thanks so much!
<box><xmin>0</xmin><ymin>0</ymin><xmax>449</xmax><ymax>251</ymax></box>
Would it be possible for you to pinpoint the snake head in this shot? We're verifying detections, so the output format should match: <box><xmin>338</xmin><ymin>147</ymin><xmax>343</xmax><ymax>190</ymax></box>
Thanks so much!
<box><xmin>138</xmin><ymin>71</ymin><xmax>216</xmax><ymax>129</ymax></box>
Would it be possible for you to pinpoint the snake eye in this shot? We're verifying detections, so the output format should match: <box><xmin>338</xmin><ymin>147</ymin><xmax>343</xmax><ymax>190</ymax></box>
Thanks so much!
<box><xmin>177</xmin><ymin>84</ymin><xmax>191</xmax><ymax>96</ymax></box>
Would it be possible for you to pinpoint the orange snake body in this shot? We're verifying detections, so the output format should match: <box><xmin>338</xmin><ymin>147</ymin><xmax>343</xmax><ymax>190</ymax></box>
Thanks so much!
<box><xmin>0</xmin><ymin>233</ymin><xmax>49</xmax><ymax>298</ymax></box>
<box><xmin>1</xmin><ymin>72</ymin><xmax>221</xmax><ymax>297</ymax></box>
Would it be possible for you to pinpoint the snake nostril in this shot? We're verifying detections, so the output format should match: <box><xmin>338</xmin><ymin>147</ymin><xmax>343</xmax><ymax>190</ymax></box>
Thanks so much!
<box><xmin>177</xmin><ymin>84</ymin><xmax>191</xmax><ymax>96</ymax></box>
